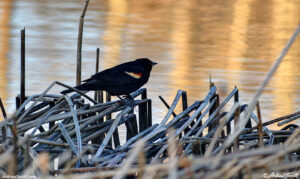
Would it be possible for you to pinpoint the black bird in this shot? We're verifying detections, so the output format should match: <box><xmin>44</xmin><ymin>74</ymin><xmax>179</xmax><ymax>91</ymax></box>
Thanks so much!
<box><xmin>61</xmin><ymin>58</ymin><xmax>157</xmax><ymax>96</ymax></box>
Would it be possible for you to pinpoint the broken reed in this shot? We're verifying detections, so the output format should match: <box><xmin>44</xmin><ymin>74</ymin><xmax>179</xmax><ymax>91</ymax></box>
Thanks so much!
<box><xmin>76</xmin><ymin>0</ymin><xmax>90</xmax><ymax>86</ymax></box>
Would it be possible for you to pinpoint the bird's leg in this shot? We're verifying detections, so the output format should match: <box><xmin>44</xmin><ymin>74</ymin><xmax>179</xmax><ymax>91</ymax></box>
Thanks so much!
<box><xmin>117</xmin><ymin>95</ymin><xmax>134</xmax><ymax>107</ymax></box>
<box><xmin>124</xmin><ymin>95</ymin><xmax>133</xmax><ymax>101</ymax></box>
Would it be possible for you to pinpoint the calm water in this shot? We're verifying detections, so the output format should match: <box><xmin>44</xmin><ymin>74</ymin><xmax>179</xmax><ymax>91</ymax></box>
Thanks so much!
<box><xmin>0</xmin><ymin>0</ymin><xmax>299</xmax><ymax>129</ymax></box>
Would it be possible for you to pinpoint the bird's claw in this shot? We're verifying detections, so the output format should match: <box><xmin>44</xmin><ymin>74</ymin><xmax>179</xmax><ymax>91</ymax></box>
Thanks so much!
<box><xmin>118</xmin><ymin>96</ymin><xmax>135</xmax><ymax>107</ymax></box>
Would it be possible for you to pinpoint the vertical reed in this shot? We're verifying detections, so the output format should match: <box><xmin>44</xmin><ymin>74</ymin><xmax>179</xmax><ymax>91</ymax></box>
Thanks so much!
<box><xmin>20</xmin><ymin>28</ymin><xmax>26</xmax><ymax>106</ymax></box>
<box><xmin>76</xmin><ymin>0</ymin><xmax>90</xmax><ymax>86</ymax></box>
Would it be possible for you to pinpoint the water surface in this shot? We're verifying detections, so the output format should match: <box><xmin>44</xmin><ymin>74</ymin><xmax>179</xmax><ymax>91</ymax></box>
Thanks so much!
<box><xmin>0</xmin><ymin>0</ymin><xmax>299</xmax><ymax>129</ymax></box>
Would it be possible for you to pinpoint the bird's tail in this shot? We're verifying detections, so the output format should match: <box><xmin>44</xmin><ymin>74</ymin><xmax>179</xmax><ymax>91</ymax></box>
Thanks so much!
<box><xmin>61</xmin><ymin>88</ymin><xmax>74</xmax><ymax>94</ymax></box>
<box><xmin>61</xmin><ymin>82</ymin><xmax>96</xmax><ymax>94</ymax></box>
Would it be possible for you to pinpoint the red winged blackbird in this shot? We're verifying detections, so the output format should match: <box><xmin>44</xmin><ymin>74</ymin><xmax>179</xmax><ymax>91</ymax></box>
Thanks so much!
<box><xmin>61</xmin><ymin>58</ymin><xmax>157</xmax><ymax>96</ymax></box>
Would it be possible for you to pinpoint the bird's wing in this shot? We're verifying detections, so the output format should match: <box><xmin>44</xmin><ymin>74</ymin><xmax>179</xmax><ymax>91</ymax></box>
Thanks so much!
<box><xmin>84</xmin><ymin>62</ymin><xmax>147</xmax><ymax>87</ymax></box>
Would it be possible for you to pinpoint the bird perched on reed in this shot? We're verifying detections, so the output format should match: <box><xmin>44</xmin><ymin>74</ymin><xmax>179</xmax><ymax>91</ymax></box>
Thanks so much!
<box><xmin>61</xmin><ymin>58</ymin><xmax>157</xmax><ymax>97</ymax></box>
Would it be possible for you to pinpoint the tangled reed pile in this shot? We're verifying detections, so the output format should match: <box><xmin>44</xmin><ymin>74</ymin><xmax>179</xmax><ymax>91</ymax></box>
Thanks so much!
<box><xmin>0</xmin><ymin>81</ymin><xmax>299</xmax><ymax>178</ymax></box>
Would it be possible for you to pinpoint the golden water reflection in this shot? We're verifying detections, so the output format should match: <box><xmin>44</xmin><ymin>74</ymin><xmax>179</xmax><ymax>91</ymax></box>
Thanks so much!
<box><xmin>0</xmin><ymin>0</ymin><xmax>299</xmax><ymax>127</ymax></box>
<box><xmin>0</xmin><ymin>0</ymin><xmax>12</xmax><ymax>115</ymax></box>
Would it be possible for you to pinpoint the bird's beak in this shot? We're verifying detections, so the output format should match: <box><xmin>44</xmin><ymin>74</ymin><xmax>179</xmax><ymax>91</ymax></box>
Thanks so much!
<box><xmin>152</xmin><ymin>62</ymin><xmax>158</xmax><ymax>66</ymax></box>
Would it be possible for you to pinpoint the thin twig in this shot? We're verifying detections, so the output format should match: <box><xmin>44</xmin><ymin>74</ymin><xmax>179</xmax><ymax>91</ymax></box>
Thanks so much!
<box><xmin>76</xmin><ymin>0</ymin><xmax>90</xmax><ymax>85</ymax></box>
<box><xmin>159</xmin><ymin>95</ymin><xmax>177</xmax><ymax>117</ymax></box>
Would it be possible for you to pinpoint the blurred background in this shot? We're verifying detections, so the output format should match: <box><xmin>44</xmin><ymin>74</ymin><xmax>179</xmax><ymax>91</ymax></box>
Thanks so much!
<box><xmin>0</xmin><ymin>0</ymin><xmax>299</xmax><ymax>128</ymax></box>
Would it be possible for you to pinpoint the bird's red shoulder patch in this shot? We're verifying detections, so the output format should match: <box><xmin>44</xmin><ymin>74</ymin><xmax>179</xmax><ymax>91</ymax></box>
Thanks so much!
<box><xmin>125</xmin><ymin>71</ymin><xmax>143</xmax><ymax>79</ymax></box>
